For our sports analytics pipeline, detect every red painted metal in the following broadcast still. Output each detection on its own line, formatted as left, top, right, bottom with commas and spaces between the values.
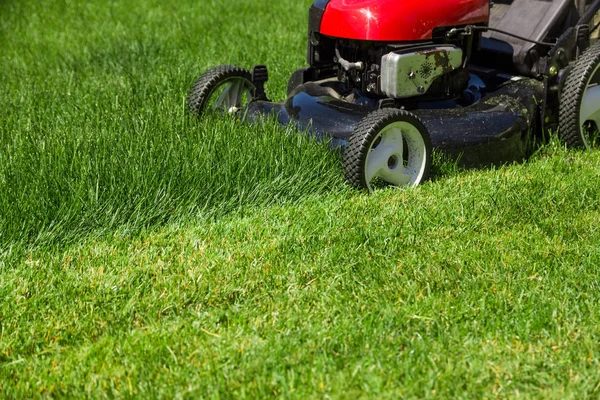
319, 0, 489, 41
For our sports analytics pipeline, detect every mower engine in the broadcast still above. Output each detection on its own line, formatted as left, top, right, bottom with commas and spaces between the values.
305, 0, 489, 101
332, 40, 466, 99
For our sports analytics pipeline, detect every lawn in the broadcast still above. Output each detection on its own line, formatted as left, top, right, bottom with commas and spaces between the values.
1, 0, 600, 398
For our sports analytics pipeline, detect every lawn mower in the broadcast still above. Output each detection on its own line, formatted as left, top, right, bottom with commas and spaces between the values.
188, 0, 600, 190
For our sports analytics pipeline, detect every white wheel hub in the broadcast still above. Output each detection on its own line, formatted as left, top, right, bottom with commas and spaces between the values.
212, 78, 253, 112
365, 121, 428, 190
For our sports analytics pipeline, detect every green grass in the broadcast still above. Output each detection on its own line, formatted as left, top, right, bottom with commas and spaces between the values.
2, 0, 600, 398
0, 0, 347, 256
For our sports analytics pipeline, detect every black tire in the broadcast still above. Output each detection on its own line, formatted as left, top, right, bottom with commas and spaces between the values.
559, 41, 600, 148
344, 109, 432, 190
187, 65, 254, 117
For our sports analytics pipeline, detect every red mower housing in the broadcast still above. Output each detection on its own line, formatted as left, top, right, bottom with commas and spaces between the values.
319, 0, 490, 41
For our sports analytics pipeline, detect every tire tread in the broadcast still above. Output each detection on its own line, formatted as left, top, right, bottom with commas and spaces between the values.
187, 65, 253, 117
559, 42, 600, 148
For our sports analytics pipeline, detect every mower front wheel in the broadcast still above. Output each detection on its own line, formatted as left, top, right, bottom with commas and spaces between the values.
559, 42, 600, 148
188, 65, 255, 118
344, 109, 432, 191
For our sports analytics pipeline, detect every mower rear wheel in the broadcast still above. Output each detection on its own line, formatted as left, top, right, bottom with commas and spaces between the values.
188, 65, 255, 117
559, 42, 600, 148
344, 109, 432, 191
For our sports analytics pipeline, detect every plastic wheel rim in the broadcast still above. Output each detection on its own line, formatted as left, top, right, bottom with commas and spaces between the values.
364, 121, 428, 190
208, 77, 254, 114
579, 62, 600, 147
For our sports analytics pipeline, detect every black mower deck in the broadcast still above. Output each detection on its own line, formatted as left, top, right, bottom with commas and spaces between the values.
246, 72, 545, 167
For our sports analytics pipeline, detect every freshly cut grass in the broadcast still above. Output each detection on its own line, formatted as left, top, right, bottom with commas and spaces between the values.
3, 146, 600, 398
3, 0, 600, 398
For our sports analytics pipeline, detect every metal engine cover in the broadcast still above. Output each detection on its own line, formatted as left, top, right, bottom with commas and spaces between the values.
381, 46, 463, 98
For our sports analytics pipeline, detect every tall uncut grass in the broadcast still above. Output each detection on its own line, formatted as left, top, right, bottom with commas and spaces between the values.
0, 107, 344, 250
0, 0, 345, 255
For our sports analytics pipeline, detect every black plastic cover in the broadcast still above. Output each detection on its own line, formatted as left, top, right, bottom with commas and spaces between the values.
479, 0, 577, 76
246, 75, 545, 168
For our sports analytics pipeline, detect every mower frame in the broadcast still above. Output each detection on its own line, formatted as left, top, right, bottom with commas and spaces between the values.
189, 0, 600, 189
